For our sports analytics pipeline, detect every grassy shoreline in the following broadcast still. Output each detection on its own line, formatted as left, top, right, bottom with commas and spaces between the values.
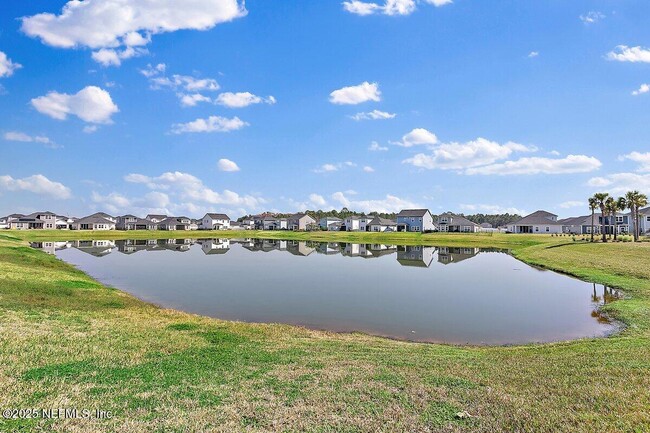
1, 230, 649, 432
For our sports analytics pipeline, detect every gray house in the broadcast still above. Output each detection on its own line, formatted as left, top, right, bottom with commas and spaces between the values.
319, 216, 342, 231
117, 215, 157, 230
367, 217, 397, 232
158, 217, 192, 231
287, 213, 316, 231
8, 211, 57, 230
396, 209, 435, 232
437, 213, 480, 233
396, 245, 435, 267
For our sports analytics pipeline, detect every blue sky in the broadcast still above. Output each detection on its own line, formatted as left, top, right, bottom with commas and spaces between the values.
1, 0, 649, 218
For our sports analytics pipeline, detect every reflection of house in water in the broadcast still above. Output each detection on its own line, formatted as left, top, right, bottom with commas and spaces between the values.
286, 240, 315, 256
73, 240, 116, 257
240, 239, 286, 253
115, 239, 159, 254
29, 241, 72, 255
157, 239, 194, 252
341, 243, 373, 258
315, 242, 342, 255
367, 244, 398, 258
199, 239, 231, 255
437, 247, 480, 265
396, 246, 435, 267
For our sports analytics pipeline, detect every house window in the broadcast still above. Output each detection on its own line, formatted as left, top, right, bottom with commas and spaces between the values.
535, 227, 539, 232
546, 227, 550, 232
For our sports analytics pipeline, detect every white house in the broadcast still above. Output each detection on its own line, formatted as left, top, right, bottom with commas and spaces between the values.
367, 217, 397, 232
158, 217, 192, 231
71, 215, 116, 230
319, 216, 342, 231
639, 207, 650, 235
201, 213, 231, 230
508, 210, 563, 234
344, 215, 370, 231
396, 209, 436, 232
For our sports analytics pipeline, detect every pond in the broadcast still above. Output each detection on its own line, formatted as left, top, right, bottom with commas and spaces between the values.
32, 238, 619, 345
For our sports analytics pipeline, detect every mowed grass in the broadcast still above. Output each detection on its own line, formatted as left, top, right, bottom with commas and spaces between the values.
0, 232, 649, 432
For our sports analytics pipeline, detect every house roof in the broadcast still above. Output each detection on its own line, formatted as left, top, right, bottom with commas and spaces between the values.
439, 213, 479, 227
146, 214, 167, 219
24, 211, 57, 218
320, 216, 342, 221
159, 217, 190, 225
512, 210, 561, 226
88, 212, 114, 219
125, 218, 155, 225
640, 206, 650, 215
480, 222, 493, 228
397, 209, 430, 217
205, 213, 230, 219
75, 216, 115, 225
368, 217, 397, 226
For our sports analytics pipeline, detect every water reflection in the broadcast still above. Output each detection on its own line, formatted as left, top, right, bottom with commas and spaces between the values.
31, 238, 502, 268
31, 238, 620, 344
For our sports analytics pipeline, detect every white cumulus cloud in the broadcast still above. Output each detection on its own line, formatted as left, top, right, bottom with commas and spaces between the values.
31, 86, 119, 124
21, 0, 247, 66
217, 158, 240, 172
0, 51, 22, 78
632, 84, 649, 96
0, 174, 71, 199
331, 191, 420, 213
559, 200, 585, 209
363, 166, 375, 173
392, 128, 438, 147
215, 92, 276, 108
329, 81, 381, 105
403, 138, 535, 170
619, 151, 650, 172
171, 115, 248, 134
587, 173, 650, 194
580, 11, 605, 25
606, 45, 650, 63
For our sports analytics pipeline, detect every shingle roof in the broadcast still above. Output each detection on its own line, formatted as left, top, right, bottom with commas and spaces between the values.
439, 213, 479, 227
205, 213, 230, 219
397, 209, 430, 217
512, 210, 561, 225
88, 212, 114, 219
368, 217, 397, 226
75, 216, 115, 225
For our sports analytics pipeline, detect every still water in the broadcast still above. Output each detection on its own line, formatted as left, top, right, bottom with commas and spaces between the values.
33, 238, 618, 345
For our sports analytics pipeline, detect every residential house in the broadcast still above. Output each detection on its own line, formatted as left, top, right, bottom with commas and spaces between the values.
240, 218, 255, 230
507, 210, 563, 234
396, 209, 436, 233
343, 215, 370, 232
396, 245, 435, 267
158, 217, 192, 231
55, 215, 76, 229
9, 211, 58, 230
319, 216, 342, 231
71, 215, 116, 230
86, 212, 116, 223
262, 217, 288, 230
117, 215, 158, 230
201, 213, 231, 230
145, 214, 167, 223
1, 214, 23, 228
190, 219, 200, 230
367, 216, 397, 232
437, 213, 480, 233
288, 213, 316, 231
115, 239, 158, 254
560, 213, 631, 235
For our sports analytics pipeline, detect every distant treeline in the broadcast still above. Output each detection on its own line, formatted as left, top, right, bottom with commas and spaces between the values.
239, 209, 522, 227
461, 213, 522, 228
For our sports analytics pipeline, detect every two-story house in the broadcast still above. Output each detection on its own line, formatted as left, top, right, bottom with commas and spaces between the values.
288, 213, 316, 231
437, 213, 480, 233
396, 209, 435, 232
201, 213, 231, 230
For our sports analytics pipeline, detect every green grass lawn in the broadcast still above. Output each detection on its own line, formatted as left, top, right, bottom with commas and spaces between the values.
1, 230, 649, 432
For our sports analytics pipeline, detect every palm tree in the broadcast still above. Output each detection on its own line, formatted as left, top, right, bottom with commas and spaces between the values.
592, 192, 609, 242
604, 196, 615, 240
625, 191, 649, 241
588, 197, 598, 242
